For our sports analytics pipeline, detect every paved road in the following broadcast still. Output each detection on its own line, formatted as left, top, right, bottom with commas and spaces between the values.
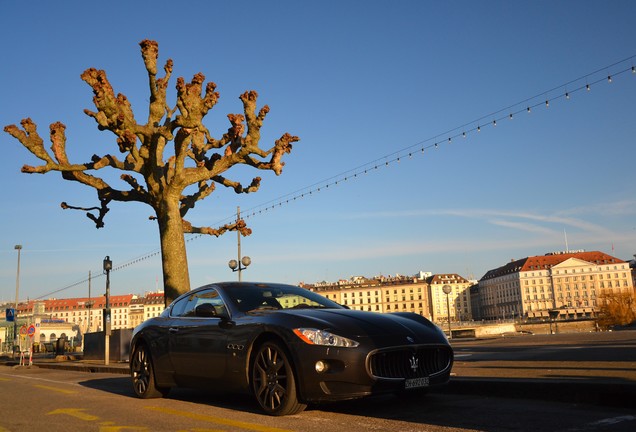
4, 329, 636, 407
452, 330, 636, 380
1, 366, 635, 432
445, 330, 636, 409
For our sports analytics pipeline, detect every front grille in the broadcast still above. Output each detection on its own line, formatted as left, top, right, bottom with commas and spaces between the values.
368, 345, 452, 379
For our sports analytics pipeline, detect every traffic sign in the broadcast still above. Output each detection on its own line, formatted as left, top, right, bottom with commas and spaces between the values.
19, 325, 27, 336
6, 308, 14, 322
27, 324, 36, 337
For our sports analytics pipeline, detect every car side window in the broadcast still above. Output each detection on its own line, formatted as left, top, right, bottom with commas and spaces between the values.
170, 295, 189, 317
176, 288, 227, 318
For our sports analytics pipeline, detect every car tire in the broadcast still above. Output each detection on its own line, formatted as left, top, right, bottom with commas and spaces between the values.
251, 341, 307, 416
131, 342, 170, 399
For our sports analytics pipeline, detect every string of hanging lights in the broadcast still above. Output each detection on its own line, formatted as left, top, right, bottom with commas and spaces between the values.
234, 58, 635, 222
37, 55, 636, 299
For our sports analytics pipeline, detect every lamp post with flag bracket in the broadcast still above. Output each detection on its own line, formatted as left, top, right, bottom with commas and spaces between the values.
103, 256, 112, 365
13, 245, 22, 357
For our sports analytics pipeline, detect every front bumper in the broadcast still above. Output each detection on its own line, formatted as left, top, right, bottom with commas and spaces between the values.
292, 343, 453, 403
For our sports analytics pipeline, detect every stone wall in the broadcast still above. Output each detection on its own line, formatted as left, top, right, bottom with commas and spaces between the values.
450, 319, 597, 338
515, 319, 596, 335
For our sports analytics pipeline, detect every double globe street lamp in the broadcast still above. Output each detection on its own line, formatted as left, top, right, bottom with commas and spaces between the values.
229, 256, 251, 282
228, 206, 251, 281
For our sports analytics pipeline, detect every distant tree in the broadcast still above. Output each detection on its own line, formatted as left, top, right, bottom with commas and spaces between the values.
4, 40, 299, 305
596, 290, 636, 329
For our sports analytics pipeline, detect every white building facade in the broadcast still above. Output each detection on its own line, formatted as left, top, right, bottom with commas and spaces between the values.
479, 251, 633, 320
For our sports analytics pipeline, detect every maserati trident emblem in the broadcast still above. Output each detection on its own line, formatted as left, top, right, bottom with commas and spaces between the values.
406, 336, 415, 343
409, 355, 419, 372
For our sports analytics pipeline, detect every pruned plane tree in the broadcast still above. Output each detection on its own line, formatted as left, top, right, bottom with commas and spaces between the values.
4, 40, 299, 305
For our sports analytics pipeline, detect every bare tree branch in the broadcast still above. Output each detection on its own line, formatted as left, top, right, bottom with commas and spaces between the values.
4, 39, 298, 304
61, 199, 110, 229
182, 217, 253, 237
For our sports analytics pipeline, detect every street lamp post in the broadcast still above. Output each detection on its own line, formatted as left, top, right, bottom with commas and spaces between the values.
548, 309, 560, 335
228, 207, 251, 281
103, 256, 112, 365
87, 270, 93, 333
442, 284, 452, 340
14, 245, 22, 357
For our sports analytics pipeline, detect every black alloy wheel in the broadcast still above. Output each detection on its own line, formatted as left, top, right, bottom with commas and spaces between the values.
251, 341, 307, 416
131, 343, 169, 399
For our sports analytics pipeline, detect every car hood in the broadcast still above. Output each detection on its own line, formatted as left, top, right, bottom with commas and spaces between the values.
279, 309, 447, 344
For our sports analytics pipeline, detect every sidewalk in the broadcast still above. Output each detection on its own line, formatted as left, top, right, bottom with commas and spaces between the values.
0, 353, 130, 375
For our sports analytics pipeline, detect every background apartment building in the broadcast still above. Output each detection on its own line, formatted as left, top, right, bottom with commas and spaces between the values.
428, 274, 473, 323
478, 250, 634, 320
4, 249, 631, 351
307, 272, 473, 322
3, 292, 165, 348
309, 274, 430, 316
34, 295, 134, 334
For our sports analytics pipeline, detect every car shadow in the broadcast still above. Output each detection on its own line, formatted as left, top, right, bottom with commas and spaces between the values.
76, 375, 635, 430
77, 376, 460, 423
77, 375, 442, 417
78, 376, 264, 414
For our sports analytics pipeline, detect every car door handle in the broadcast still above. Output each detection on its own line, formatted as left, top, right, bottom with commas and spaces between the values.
169, 327, 179, 333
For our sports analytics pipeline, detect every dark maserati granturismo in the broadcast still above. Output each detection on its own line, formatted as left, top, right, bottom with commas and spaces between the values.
130, 282, 453, 416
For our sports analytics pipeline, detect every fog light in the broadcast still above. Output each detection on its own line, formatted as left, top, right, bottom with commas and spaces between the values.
315, 360, 329, 373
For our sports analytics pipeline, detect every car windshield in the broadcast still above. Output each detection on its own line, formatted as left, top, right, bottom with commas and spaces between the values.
224, 283, 344, 313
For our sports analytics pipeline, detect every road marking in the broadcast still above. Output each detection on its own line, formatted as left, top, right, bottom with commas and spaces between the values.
34, 384, 77, 394
146, 406, 294, 432
48, 408, 100, 421
589, 415, 636, 426
453, 353, 472, 358
565, 415, 636, 431
0, 372, 81, 386
181, 429, 227, 432
99, 422, 148, 431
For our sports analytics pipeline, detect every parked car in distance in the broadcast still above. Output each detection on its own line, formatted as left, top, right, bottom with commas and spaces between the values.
130, 282, 453, 416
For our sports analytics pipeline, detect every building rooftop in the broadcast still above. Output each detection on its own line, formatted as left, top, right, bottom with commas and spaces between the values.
480, 251, 625, 280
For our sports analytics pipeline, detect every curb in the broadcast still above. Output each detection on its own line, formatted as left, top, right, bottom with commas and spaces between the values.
35, 362, 129, 375
2, 360, 129, 375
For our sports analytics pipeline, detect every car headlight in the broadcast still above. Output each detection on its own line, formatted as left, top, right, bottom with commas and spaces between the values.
293, 328, 359, 347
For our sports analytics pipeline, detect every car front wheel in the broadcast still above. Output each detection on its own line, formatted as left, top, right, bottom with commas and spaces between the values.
131, 343, 169, 399
251, 341, 307, 416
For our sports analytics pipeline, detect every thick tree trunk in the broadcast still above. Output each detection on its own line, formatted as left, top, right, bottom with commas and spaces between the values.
157, 197, 191, 306
5, 41, 298, 310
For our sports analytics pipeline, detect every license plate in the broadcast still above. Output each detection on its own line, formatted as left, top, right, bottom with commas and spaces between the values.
404, 377, 429, 389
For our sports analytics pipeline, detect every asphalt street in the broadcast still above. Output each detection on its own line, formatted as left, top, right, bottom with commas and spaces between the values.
3, 329, 635, 409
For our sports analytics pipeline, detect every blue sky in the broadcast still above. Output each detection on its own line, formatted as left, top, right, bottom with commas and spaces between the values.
1, 1, 635, 301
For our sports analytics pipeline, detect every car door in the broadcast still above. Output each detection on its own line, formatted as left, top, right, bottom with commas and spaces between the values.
168, 288, 229, 384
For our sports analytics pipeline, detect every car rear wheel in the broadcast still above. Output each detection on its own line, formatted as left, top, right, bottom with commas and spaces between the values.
251, 341, 307, 416
131, 343, 169, 399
